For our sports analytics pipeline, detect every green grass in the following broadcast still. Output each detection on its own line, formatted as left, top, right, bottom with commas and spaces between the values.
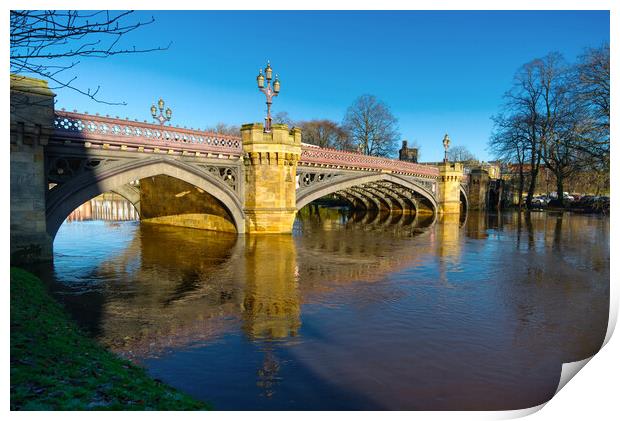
10, 267, 211, 410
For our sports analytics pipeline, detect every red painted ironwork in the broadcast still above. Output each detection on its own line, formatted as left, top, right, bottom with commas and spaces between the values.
299, 147, 440, 177
52, 111, 440, 177
52, 111, 242, 155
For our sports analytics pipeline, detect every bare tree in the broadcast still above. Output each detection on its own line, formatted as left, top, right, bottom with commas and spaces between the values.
447, 145, 478, 163
500, 58, 546, 208
490, 113, 529, 208
10, 10, 168, 105
273, 111, 293, 126
298, 120, 352, 150
209, 122, 240, 136
490, 50, 609, 208
494, 54, 569, 207
534, 53, 587, 207
575, 44, 610, 170
342, 94, 400, 157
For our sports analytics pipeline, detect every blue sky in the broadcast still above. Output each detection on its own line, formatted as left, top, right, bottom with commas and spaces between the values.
50, 10, 609, 162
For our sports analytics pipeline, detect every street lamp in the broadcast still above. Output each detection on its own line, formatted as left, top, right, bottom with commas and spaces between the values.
150, 98, 172, 126
442, 133, 451, 162
256, 60, 280, 132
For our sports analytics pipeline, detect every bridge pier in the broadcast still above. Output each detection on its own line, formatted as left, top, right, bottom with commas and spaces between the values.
437, 162, 464, 215
468, 168, 490, 210
10, 75, 55, 264
241, 123, 301, 234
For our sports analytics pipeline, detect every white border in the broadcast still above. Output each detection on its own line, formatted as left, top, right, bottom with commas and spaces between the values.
3, 1, 616, 419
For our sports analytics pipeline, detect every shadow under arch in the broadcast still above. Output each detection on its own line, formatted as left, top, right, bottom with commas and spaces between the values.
46, 157, 246, 239
296, 173, 439, 216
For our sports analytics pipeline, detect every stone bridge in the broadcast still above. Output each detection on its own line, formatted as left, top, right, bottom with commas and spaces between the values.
10, 75, 466, 263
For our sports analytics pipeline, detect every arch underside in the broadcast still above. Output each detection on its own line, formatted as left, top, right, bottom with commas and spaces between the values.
46, 156, 245, 238
306, 198, 425, 229
110, 183, 141, 215
296, 172, 439, 216
460, 185, 469, 213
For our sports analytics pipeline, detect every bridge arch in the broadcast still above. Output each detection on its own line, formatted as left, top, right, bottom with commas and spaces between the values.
460, 185, 469, 213
46, 157, 245, 239
110, 183, 142, 216
333, 191, 363, 210
296, 173, 438, 215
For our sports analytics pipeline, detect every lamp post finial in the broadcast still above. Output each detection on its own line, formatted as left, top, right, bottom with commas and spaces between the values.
256, 60, 280, 132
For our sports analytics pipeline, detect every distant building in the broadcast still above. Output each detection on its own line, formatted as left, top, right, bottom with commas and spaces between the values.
398, 140, 418, 163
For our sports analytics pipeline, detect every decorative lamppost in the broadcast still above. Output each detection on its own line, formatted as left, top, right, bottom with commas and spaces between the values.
442, 133, 451, 162
150, 98, 172, 126
256, 61, 280, 132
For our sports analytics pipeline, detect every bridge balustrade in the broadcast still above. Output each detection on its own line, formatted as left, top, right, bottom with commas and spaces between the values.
299, 147, 439, 177
52, 111, 440, 179
52, 110, 243, 156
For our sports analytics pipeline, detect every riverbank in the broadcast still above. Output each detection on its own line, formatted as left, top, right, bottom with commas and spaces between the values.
10, 267, 210, 410
505, 204, 609, 214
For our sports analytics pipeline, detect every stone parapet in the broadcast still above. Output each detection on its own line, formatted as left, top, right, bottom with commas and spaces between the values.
241, 123, 301, 156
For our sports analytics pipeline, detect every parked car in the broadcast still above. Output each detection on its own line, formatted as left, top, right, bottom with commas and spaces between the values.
593, 196, 610, 214
570, 195, 609, 213
531, 196, 549, 208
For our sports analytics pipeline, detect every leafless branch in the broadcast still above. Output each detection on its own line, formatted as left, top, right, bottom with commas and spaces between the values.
10, 10, 170, 105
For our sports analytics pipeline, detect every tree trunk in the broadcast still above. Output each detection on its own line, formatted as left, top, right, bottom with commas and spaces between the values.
526, 152, 540, 208
517, 166, 525, 209
556, 173, 564, 208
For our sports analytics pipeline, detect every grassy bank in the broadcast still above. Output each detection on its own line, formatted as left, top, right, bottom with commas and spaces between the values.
10, 267, 210, 410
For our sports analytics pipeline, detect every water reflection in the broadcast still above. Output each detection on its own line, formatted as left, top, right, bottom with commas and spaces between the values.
45, 200, 609, 410
438, 213, 461, 262
242, 235, 301, 340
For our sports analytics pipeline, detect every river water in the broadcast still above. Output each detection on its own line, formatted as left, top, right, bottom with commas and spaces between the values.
41, 203, 609, 410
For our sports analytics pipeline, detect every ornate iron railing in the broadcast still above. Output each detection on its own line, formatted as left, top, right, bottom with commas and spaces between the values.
52, 110, 242, 155
52, 111, 441, 178
299, 147, 439, 177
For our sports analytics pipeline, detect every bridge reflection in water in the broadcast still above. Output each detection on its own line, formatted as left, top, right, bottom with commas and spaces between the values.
242, 235, 301, 340
44, 196, 609, 410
